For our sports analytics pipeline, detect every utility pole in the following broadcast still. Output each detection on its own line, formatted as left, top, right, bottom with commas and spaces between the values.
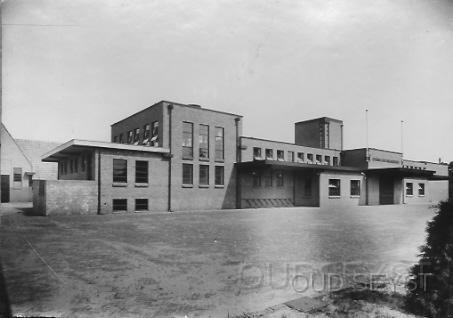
365, 109, 369, 161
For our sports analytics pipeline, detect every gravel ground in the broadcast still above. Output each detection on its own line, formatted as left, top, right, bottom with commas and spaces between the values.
0, 204, 436, 317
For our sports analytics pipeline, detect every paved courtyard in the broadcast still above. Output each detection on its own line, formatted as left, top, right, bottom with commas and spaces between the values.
0, 203, 436, 317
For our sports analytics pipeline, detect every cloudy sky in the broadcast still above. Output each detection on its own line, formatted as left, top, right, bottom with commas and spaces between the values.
3, 0, 453, 162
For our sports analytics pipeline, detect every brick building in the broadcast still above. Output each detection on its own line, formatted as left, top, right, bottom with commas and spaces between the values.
34, 101, 449, 215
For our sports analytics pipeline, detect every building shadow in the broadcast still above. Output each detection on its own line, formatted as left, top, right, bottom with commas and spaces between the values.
0, 258, 12, 318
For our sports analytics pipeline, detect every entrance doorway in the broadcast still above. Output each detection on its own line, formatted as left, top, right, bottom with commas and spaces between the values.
379, 176, 394, 205
1, 175, 10, 203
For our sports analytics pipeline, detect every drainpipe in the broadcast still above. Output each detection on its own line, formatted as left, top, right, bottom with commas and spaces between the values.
235, 117, 241, 208
167, 104, 173, 212
97, 150, 101, 215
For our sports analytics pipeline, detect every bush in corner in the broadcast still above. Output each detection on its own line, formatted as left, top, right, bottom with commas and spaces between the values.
405, 200, 453, 317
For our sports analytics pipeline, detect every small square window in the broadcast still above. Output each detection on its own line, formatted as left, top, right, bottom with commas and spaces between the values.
265, 149, 273, 160
113, 199, 127, 212
316, 155, 322, 164
182, 163, 193, 185
253, 147, 262, 160
135, 199, 148, 211
307, 154, 313, 163
297, 152, 304, 162
277, 150, 284, 160
325, 156, 330, 165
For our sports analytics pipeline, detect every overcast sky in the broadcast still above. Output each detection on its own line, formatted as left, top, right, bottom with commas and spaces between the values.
3, 0, 453, 162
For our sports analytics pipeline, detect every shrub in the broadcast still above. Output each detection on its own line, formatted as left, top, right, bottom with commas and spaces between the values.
405, 200, 453, 317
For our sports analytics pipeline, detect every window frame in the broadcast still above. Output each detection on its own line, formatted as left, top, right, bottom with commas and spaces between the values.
113, 159, 128, 184
277, 150, 285, 161
215, 166, 224, 187
182, 121, 194, 160
199, 124, 210, 160
253, 147, 262, 160
135, 199, 149, 212
328, 179, 341, 197
406, 182, 414, 196
135, 160, 149, 184
199, 164, 210, 186
418, 183, 425, 197
265, 149, 274, 160
182, 163, 193, 186
350, 180, 361, 197
133, 128, 140, 144
151, 121, 159, 147
215, 126, 224, 162
112, 199, 128, 212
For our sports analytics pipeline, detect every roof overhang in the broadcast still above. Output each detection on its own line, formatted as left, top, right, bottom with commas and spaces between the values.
236, 160, 362, 173
42, 139, 170, 162
365, 167, 443, 179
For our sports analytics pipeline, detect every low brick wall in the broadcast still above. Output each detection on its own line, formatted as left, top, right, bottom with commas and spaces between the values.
33, 180, 98, 216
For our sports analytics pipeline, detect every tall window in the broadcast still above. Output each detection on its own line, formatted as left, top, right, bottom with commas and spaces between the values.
418, 183, 425, 196
406, 182, 413, 196
199, 165, 209, 186
333, 157, 339, 166
288, 151, 295, 162
133, 128, 140, 144
135, 199, 148, 211
127, 130, 134, 144
275, 171, 284, 187
135, 161, 148, 183
350, 180, 361, 196
277, 150, 284, 161
182, 122, 194, 159
265, 149, 273, 160
151, 121, 159, 147
253, 147, 262, 160
215, 166, 224, 186
113, 159, 127, 183
13, 167, 22, 188
199, 124, 209, 159
113, 199, 127, 212
182, 163, 193, 185
328, 179, 341, 196
143, 124, 151, 145
215, 127, 224, 161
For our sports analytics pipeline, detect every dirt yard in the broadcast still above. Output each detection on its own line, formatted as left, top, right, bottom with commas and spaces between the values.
0, 203, 435, 317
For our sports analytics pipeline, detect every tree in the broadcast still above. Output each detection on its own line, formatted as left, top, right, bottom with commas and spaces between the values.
406, 200, 453, 317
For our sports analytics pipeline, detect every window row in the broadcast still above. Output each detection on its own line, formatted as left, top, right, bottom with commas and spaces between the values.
182, 122, 224, 161
113, 121, 159, 147
253, 147, 339, 166
251, 171, 285, 188
328, 179, 361, 197
60, 155, 92, 176
112, 198, 149, 212
182, 164, 224, 187
405, 182, 425, 196
113, 159, 149, 184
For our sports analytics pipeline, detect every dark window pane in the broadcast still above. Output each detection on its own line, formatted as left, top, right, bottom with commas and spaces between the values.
277, 150, 284, 160
418, 183, 425, 196
182, 164, 193, 185
406, 183, 413, 195
265, 149, 273, 159
13, 167, 22, 182
113, 199, 127, 211
151, 121, 159, 147
113, 159, 127, 183
199, 165, 209, 185
350, 180, 360, 196
143, 124, 151, 145
134, 128, 140, 144
135, 161, 148, 183
215, 166, 224, 185
329, 179, 341, 196
253, 147, 262, 159
135, 199, 148, 211
199, 124, 209, 159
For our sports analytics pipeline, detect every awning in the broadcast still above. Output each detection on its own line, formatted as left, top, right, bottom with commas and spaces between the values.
365, 167, 447, 180
236, 160, 362, 173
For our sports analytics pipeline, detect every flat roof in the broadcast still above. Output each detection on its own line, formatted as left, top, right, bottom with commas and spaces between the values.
343, 148, 403, 155
111, 100, 243, 126
42, 139, 170, 162
294, 117, 343, 124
